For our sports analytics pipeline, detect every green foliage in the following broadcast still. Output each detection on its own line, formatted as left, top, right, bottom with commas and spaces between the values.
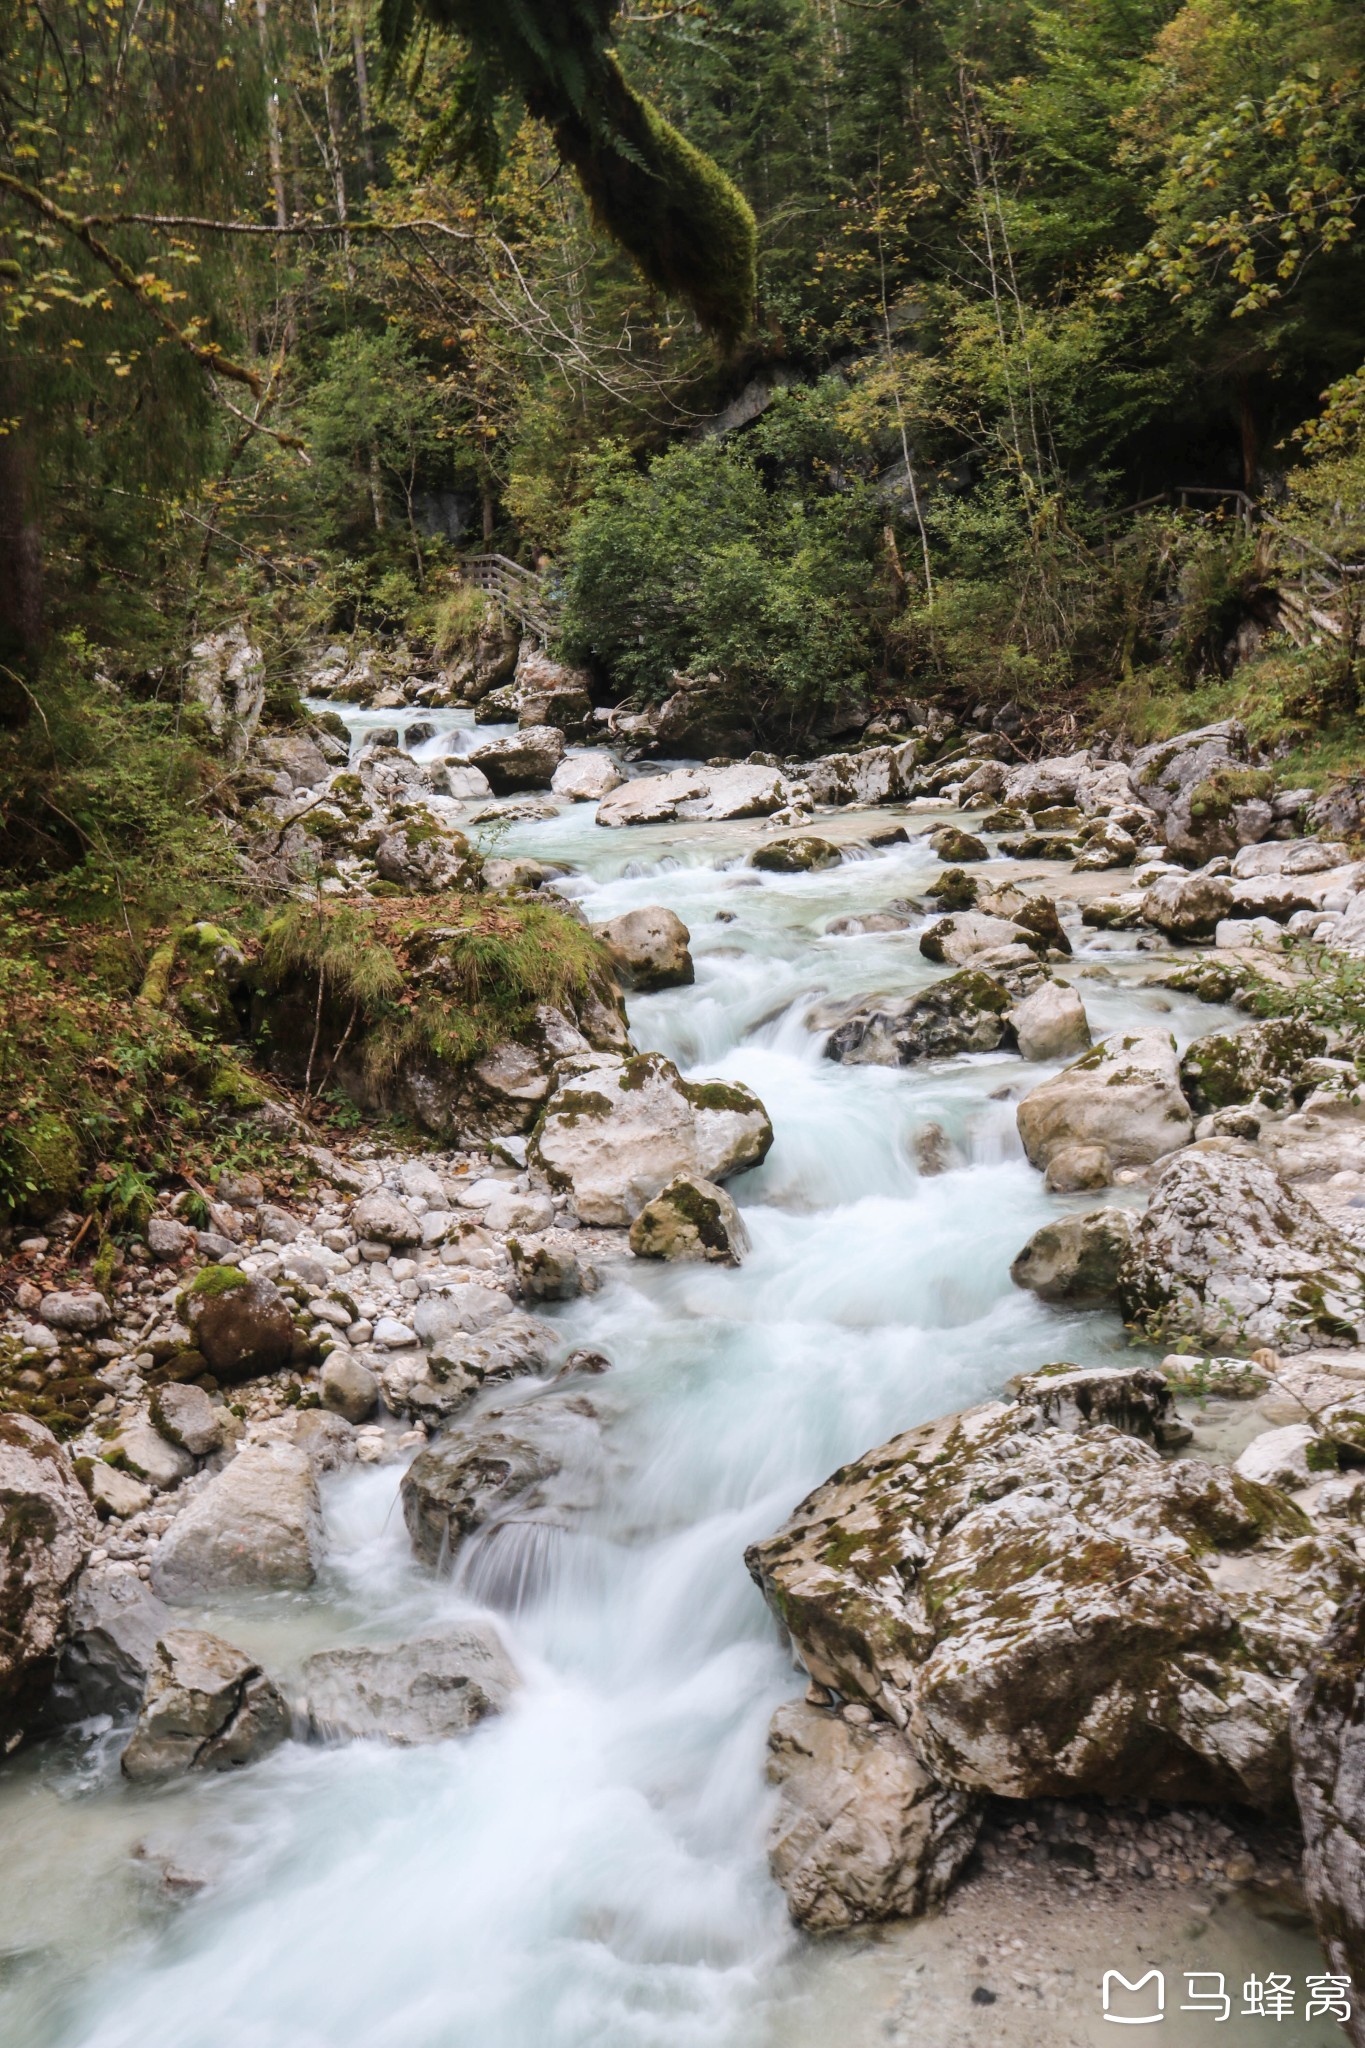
380, 0, 756, 342
560, 430, 891, 727
257, 893, 616, 1080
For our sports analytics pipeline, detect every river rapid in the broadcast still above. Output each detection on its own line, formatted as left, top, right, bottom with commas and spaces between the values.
0, 740, 1340, 2048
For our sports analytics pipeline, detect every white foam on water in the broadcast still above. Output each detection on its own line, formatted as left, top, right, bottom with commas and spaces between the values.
3, 792, 1315, 2048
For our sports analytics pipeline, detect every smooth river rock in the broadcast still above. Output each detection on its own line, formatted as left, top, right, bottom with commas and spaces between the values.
150, 1441, 324, 1599
594, 906, 694, 992
298, 1624, 520, 1744
1016, 1029, 1192, 1170
530, 1051, 773, 1226
1010, 1208, 1135, 1307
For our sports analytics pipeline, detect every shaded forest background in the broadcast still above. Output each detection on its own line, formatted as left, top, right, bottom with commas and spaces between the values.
3, 0, 1365, 868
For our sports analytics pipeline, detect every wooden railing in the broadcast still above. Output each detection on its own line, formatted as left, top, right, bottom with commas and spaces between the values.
460, 554, 559, 640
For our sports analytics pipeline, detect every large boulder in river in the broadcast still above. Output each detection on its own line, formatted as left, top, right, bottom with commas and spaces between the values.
628, 1174, 749, 1264
1008, 980, 1090, 1062
1016, 1029, 1192, 1170
151, 1441, 324, 1600
179, 1267, 297, 1383
1010, 1208, 1135, 1307
596, 763, 793, 827
594, 906, 694, 991
530, 1051, 773, 1226
121, 1629, 288, 1782
1141, 870, 1234, 941
1292, 1590, 1365, 2046
765, 1699, 981, 1932
402, 1393, 606, 1589
823, 971, 1013, 1067
298, 1624, 519, 1745
1119, 1147, 1365, 1354
0, 1416, 96, 1744
751, 835, 841, 874
919, 912, 1042, 967
746, 1383, 1360, 1812
469, 725, 565, 792
801, 742, 920, 808
551, 751, 622, 802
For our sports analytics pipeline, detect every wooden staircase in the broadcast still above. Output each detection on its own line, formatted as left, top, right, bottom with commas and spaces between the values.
460, 554, 559, 641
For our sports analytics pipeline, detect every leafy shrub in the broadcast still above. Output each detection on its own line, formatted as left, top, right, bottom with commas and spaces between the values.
559, 438, 893, 732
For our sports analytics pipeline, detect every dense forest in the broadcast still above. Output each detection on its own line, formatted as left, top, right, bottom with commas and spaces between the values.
5, 0, 1365, 764
1, 0, 1363, 1207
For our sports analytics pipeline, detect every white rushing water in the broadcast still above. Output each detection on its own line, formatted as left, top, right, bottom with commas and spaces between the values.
0, 746, 1337, 2048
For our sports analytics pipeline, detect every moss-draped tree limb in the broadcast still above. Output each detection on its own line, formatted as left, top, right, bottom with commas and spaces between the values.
376, 0, 757, 346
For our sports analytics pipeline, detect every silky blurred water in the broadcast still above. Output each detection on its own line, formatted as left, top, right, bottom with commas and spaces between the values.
1, 740, 1329, 2048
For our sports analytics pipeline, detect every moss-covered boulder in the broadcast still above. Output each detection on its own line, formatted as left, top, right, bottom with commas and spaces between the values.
746, 1384, 1360, 1813
3, 1109, 81, 1223
928, 826, 987, 864
1131, 719, 1252, 863
751, 835, 842, 874
1009, 1208, 1135, 1307
1180, 1017, 1328, 1114
824, 970, 1013, 1067
179, 1267, 297, 1384
924, 867, 978, 912
1118, 1146, 1365, 1354
628, 1174, 749, 1264
138, 922, 249, 1039
373, 819, 481, 894
252, 895, 629, 1138
530, 1050, 773, 1226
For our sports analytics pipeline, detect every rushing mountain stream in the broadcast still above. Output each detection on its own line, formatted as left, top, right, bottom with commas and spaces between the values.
0, 752, 1343, 2048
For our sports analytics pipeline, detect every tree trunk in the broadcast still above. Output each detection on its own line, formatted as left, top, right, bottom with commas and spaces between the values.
0, 393, 42, 721
255, 0, 288, 228
350, 4, 377, 190
1237, 377, 1258, 494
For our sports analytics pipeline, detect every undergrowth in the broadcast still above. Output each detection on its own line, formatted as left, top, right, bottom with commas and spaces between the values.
257, 892, 615, 1083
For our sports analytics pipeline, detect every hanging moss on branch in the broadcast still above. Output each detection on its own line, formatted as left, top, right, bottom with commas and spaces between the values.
378, 0, 757, 346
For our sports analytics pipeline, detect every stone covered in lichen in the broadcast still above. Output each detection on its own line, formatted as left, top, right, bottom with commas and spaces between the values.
1180, 1017, 1328, 1114
530, 1050, 773, 1226
1119, 1146, 1365, 1353
746, 1377, 1360, 1813
628, 1173, 749, 1263
823, 970, 1014, 1067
